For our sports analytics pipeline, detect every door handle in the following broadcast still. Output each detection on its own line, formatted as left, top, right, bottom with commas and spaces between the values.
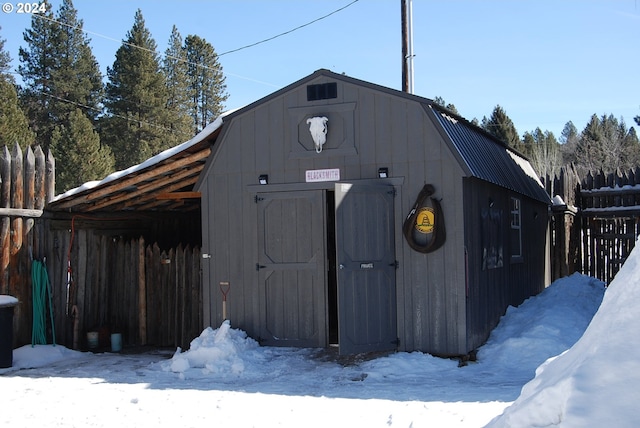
339, 264, 345, 270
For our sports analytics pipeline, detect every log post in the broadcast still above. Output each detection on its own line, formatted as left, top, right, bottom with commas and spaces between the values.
138, 236, 146, 345
0, 146, 10, 295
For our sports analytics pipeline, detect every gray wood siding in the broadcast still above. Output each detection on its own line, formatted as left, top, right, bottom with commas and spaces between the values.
201, 75, 482, 355
464, 178, 549, 350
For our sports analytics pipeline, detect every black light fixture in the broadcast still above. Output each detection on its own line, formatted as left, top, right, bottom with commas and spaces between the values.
259, 174, 268, 185
378, 167, 389, 178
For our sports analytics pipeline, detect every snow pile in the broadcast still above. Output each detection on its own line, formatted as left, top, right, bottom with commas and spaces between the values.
478, 273, 605, 379
487, 241, 640, 427
162, 320, 258, 377
0, 295, 18, 307
12, 344, 84, 369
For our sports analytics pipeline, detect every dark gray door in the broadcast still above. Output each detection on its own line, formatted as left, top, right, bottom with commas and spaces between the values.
334, 183, 397, 355
257, 190, 326, 348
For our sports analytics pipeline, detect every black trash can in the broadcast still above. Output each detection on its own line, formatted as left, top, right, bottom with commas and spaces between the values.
0, 295, 18, 369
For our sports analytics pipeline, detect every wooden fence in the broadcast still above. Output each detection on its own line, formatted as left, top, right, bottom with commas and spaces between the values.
42, 226, 202, 350
0, 143, 203, 351
547, 166, 640, 285
0, 143, 54, 346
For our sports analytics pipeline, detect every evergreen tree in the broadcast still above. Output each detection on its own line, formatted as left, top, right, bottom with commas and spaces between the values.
53, 0, 103, 122
18, 0, 56, 144
433, 96, 459, 115
18, 0, 102, 150
51, 109, 114, 193
102, 9, 172, 170
481, 105, 523, 153
162, 26, 192, 145
0, 28, 34, 148
184, 34, 228, 133
575, 114, 640, 174
0, 80, 34, 148
0, 27, 12, 79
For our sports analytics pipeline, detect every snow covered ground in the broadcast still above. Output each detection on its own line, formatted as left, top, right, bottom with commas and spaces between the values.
2, 242, 639, 427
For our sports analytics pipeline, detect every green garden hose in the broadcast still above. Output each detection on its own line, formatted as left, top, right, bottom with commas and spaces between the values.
31, 260, 56, 346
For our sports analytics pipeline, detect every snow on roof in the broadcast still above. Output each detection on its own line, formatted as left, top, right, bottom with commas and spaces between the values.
51, 114, 227, 203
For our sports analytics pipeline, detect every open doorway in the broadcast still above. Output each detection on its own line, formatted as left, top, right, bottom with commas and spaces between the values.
326, 190, 339, 345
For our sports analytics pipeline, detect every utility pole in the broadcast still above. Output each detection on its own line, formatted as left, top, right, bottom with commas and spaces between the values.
401, 0, 415, 94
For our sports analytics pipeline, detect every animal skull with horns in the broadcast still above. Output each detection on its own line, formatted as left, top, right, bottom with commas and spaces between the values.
306, 116, 328, 153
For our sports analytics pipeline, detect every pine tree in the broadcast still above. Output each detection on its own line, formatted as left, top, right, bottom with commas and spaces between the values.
163, 26, 192, 146
51, 109, 114, 193
433, 96, 459, 115
18, 0, 102, 150
481, 105, 523, 153
53, 0, 103, 122
0, 27, 11, 79
0, 80, 34, 148
0, 28, 34, 148
18, 0, 56, 144
184, 34, 228, 133
102, 9, 172, 170
575, 114, 640, 174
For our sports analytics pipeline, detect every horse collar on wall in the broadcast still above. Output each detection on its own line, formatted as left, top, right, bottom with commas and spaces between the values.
306, 116, 328, 153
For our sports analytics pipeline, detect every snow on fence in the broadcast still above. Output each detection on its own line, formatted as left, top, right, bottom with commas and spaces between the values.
547, 166, 640, 285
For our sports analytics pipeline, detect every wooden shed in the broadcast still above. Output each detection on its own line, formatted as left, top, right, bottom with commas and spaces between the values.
196, 69, 551, 357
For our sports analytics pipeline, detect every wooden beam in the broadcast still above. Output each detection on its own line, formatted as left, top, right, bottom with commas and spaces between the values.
0, 208, 44, 218
130, 176, 201, 211
82, 166, 203, 212
156, 191, 201, 200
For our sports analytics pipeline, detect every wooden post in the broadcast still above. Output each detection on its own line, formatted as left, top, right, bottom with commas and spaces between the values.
0, 146, 10, 295
138, 237, 147, 345
23, 146, 35, 253
45, 148, 55, 203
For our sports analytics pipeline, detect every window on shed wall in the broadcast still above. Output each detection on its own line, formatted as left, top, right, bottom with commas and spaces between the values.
510, 197, 522, 262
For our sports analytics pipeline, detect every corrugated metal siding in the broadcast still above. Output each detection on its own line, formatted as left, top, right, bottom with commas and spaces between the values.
431, 107, 550, 205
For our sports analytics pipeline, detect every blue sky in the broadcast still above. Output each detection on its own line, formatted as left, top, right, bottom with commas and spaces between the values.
1, 0, 639, 138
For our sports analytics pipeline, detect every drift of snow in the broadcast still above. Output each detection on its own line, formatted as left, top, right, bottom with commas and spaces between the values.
2, 254, 637, 426
487, 240, 640, 427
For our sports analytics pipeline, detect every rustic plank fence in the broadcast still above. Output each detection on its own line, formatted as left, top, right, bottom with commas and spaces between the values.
548, 166, 640, 285
43, 225, 202, 350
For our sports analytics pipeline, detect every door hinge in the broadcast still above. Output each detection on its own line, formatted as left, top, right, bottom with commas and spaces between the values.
254, 195, 264, 203
256, 263, 266, 271
389, 260, 399, 269
388, 188, 397, 197
392, 337, 400, 346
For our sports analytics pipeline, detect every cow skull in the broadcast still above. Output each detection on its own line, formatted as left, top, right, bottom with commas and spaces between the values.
306, 116, 328, 153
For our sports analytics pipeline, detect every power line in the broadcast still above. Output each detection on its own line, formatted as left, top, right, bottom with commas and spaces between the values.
218, 0, 360, 56
28, 86, 177, 133
30, 1, 360, 78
